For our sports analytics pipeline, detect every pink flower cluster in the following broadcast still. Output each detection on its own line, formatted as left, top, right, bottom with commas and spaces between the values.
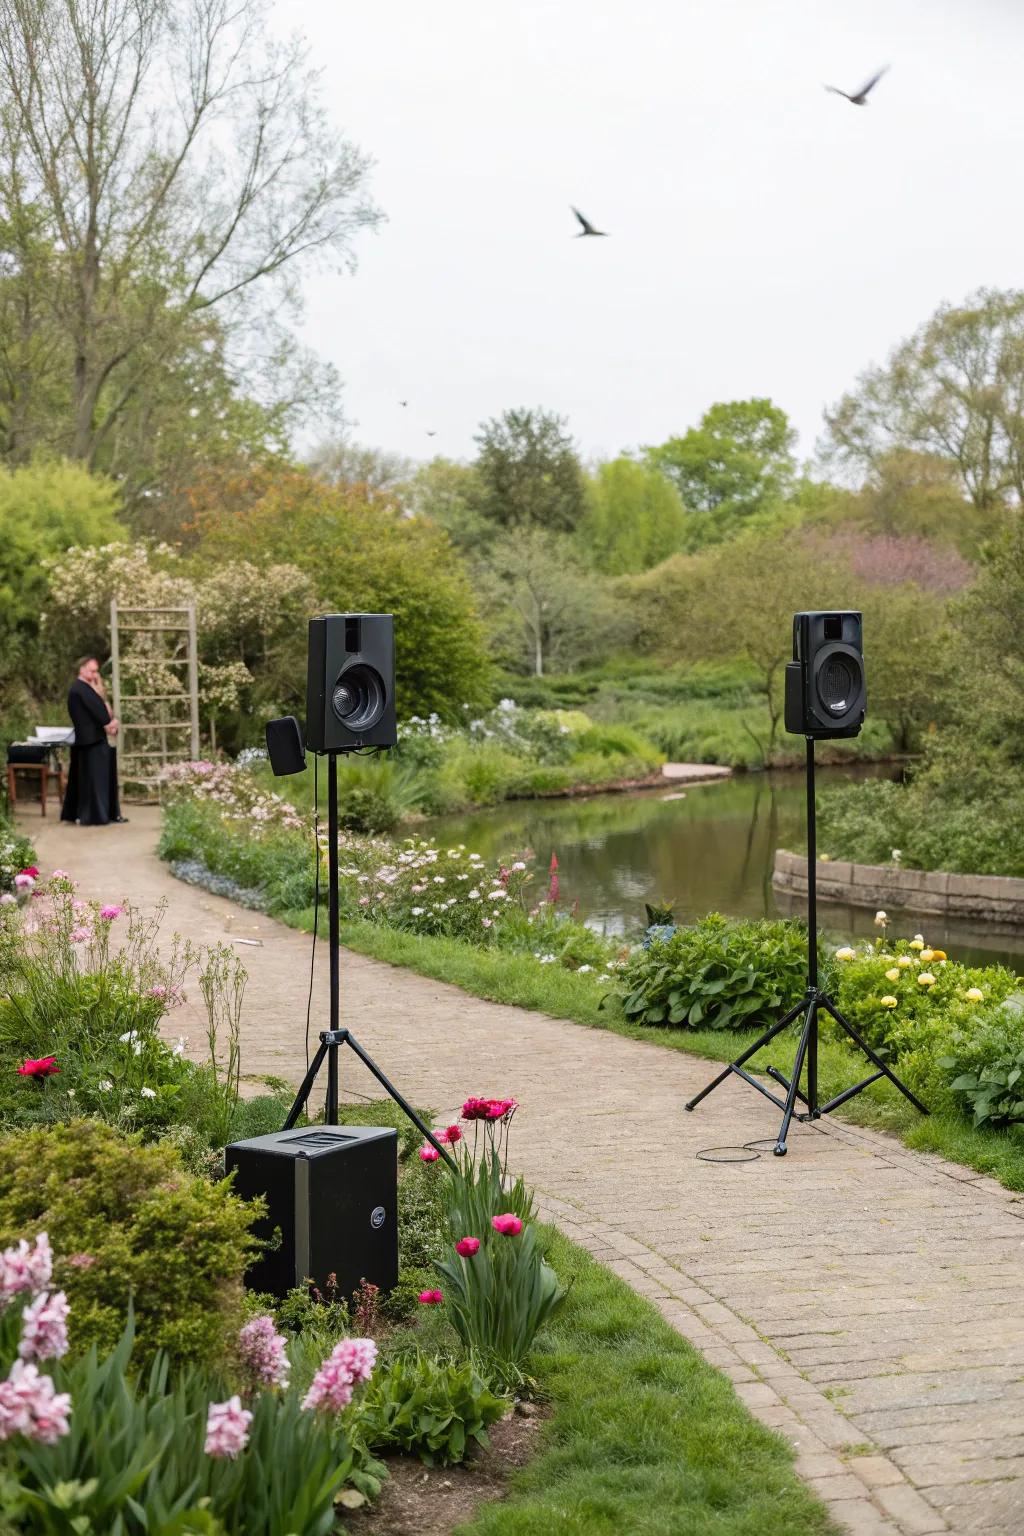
461, 1096, 518, 1123
204, 1395, 253, 1458
0, 1233, 52, 1305
99, 904, 123, 921
19, 1291, 69, 1362
301, 1337, 377, 1414
0, 1361, 71, 1446
237, 1315, 290, 1390
418, 1289, 444, 1306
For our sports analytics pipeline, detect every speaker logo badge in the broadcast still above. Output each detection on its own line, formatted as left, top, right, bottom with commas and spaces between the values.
370, 1206, 386, 1229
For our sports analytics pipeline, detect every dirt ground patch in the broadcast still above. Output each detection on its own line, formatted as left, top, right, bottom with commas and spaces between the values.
345, 1407, 546, 1536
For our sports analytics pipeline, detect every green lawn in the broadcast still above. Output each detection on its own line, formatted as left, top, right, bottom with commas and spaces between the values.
279, 907, 1024, 1194
457, 1228, 837, 1536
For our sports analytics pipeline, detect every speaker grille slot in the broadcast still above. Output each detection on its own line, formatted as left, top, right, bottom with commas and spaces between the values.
285, 1131, 357, 1148
818, 656, 857, 715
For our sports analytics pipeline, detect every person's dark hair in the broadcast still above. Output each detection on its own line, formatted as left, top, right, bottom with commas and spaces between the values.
75, 655, 99, 672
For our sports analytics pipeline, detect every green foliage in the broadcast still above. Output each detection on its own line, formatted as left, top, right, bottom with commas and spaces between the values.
0, 462, 123, 698
436, 1220, 565, 1381
0, 1121, 257, 1367
473, 408, 587, 533
645, 398, 796, 548
358, 1351, 505, 1465
577, 458, 686, 574
940, 999, 1024, 1127
613, 914, 816, 1030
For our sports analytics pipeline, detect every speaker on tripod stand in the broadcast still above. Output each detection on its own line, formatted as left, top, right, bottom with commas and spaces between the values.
230, 614, 454, 1299
684, 610, 927, 1155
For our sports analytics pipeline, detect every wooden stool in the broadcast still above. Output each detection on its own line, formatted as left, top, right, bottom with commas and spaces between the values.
5, 761, 67, 817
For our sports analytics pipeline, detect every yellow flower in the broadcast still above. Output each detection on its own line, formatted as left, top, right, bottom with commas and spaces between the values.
880, 995, 898, 1008
964, 987, 984, 1002
917, 972, 936, 987
897, 956, 914, 968
909, 938, 925, 951
931, 949, 947, 962
919, 948, 935, 963
885, 967, 900, 982
819, 853, 831, 863
874, 910, 888, 926
835, 946, 856, 961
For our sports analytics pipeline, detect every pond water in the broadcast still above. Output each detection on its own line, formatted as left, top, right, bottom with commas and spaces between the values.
428, 766, 1024, 972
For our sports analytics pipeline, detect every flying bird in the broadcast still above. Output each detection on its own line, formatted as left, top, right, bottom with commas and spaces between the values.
825, 65, 889, 105
426, 430, 437, 437
571, 206, 609, 237
398, 399, 408, 407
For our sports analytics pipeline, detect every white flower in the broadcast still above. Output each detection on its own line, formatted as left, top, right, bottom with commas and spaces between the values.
140, 1086, 157, 1099
578, 965, 592, 974
891, 848, 902, 863
98, 1079, 113, 1092
874, 910, 887, 926
512, 861, 526, 871
835, 946, 856, 962
468, 890, 481, 901
118, 1031, 137, 1044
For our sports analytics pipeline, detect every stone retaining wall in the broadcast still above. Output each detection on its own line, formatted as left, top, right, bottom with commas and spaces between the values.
773, 849, 1024, 929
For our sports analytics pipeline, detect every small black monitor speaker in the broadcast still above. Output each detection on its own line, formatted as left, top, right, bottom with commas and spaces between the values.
305, 613, 397, 754
265, 716, 307, 777
225, 1124, 399, 1300
784, 610, 866, 739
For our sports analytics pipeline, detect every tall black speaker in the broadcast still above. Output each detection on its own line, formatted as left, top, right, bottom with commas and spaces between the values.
305, 613, 397, 754
784, 610, 866, 739
225, 1124, 399, 1299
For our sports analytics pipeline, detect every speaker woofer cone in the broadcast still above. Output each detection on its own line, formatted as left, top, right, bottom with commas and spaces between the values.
331, 665, 386, 731
817, 655, 858, 716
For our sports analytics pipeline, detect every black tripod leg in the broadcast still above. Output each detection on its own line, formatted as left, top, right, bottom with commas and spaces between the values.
684, 998, 807, 1112
343, 1032, 457, 1169
818, 998, 929, 1116
283, 1042, 330, 1130
774, 1001, 815, 1157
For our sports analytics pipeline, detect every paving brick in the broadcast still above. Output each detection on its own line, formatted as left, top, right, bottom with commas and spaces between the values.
38, 804, 1024, 1536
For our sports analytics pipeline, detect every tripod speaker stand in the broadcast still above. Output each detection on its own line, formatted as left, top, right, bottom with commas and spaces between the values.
684, 737, 928, 1155
280, 747, 454, 1168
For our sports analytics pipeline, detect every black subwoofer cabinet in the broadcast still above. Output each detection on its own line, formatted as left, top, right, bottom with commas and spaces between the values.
225, 1124, 399, 1299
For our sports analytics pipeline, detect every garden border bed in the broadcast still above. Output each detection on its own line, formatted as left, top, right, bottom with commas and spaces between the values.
774, 848, 1024, 928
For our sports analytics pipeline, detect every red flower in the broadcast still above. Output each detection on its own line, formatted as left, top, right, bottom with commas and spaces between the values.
455, 1237, 480, 1258
436, 1125, 462, 1144
18, 866, 39, 879
16, 1056, 59, 1078
461, 1096, 518, 1123
491, 1213, 524, 1237
419, 1145, 440, 1162
417, 1289, 443, 1305
547, 851, 559, 905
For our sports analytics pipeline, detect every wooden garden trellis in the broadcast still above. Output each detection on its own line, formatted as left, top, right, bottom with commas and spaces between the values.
110, 599, 200, 794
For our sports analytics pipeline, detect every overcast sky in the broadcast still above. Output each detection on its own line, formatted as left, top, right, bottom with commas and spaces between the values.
291, 0, 1024, 470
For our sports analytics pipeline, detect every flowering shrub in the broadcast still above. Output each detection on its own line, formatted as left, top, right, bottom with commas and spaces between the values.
0, 876, 243, 1143
0, 824, 38, 900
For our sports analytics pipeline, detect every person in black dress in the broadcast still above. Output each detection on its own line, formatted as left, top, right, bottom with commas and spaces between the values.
60, 657, 125, 826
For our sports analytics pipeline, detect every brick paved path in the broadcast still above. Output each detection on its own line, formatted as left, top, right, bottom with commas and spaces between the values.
27, 808, 1024, 1536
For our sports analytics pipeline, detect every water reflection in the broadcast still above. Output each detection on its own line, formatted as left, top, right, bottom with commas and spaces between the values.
427, 766, 1024, 971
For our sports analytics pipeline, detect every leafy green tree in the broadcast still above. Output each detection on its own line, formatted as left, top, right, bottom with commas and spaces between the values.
645, 399, 797, 548
0, 0, 379, 474
822, 289, 1024, 512
482, 529, 631, 677
406, 458, 490, 553
306, 440, 415, 498
473, 409, 587, 533
190, 468, 492, 720
0, 462, 124, 703
576, 458, 687, 574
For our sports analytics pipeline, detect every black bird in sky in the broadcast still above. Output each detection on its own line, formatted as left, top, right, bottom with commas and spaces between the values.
426, 430, 437, 437
571, 206, 609, 237
398, 399, 408, 407
825, 65, 889, 105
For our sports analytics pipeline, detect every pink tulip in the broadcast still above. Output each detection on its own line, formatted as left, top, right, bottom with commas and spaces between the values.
455, 1237, 480, 1258
419, 1145, 440, 1162
491, 1213, 523, 1237
417, 1289, 443, 1305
